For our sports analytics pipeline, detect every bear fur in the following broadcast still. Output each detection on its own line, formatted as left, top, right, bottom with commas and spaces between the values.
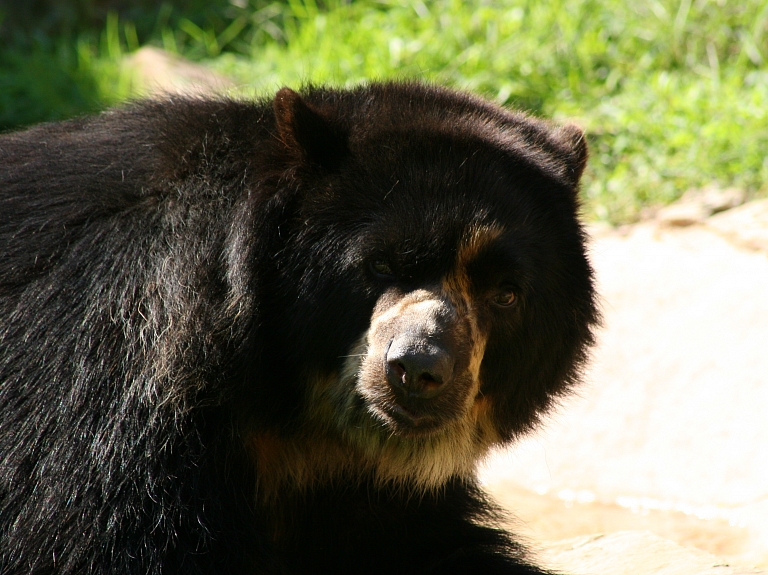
0, 82, 598, 574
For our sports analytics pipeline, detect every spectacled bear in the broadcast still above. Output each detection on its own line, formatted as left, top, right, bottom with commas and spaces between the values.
0, 82, 598, 574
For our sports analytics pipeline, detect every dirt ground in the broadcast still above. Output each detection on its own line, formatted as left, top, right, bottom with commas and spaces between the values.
480, 198, 768, 570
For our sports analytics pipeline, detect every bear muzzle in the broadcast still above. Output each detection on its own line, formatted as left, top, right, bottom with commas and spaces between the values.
358, 289, 481, 436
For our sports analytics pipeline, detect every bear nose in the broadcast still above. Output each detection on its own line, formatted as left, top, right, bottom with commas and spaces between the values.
385, 338, 454, 399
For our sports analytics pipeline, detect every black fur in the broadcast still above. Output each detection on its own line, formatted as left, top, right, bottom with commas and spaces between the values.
0, 82, 598, 574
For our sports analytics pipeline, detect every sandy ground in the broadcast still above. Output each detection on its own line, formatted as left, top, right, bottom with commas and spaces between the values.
480, 200, 768, 569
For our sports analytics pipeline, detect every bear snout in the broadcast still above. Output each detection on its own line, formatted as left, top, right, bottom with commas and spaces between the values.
384, 335, 455, 400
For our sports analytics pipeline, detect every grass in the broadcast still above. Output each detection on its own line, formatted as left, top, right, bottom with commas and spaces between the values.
1, 0, 767, 223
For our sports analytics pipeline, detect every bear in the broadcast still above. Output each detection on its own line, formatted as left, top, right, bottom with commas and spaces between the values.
0, 82, 598, 574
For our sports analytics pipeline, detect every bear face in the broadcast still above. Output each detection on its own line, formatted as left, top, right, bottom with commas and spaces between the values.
248, 85, 597, 498
0, 82, 597, 574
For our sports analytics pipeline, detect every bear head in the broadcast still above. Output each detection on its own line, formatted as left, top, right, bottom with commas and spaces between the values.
249, 83, 597, 497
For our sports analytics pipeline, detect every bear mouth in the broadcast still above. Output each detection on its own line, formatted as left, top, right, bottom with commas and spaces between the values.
382, 403, 444, 436
364, 379, 474, 439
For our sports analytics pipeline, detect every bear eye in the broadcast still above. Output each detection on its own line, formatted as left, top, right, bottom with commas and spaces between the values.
370, 259, 395, 278
492, 289, 517, 307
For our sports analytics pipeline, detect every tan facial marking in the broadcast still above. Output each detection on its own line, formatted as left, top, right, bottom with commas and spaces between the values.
368, 289, 444, 336
365, 289, 453, 376
452, 223, 505, 294
441, 223, 505, 397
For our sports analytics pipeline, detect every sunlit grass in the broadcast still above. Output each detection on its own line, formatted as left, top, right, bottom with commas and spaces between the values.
2, 0, 766, 222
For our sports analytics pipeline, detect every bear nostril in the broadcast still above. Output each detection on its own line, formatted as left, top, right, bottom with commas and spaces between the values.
391, 362, 407, 385
384, 340, 454, 399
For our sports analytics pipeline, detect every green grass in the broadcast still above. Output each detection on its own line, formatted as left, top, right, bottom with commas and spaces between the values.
2, 0, 767, 223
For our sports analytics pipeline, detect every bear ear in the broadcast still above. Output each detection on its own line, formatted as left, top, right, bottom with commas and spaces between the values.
273, 87, 349, 171
552, 123, 589, 187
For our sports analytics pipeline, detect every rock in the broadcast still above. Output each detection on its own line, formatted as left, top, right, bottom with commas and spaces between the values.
484, 480, 753, 567
481, 217, 768, 569
539, 531, 764, 575
706, 199, 768, 252
124, 46, 234, 96
657, 187, 746, 227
